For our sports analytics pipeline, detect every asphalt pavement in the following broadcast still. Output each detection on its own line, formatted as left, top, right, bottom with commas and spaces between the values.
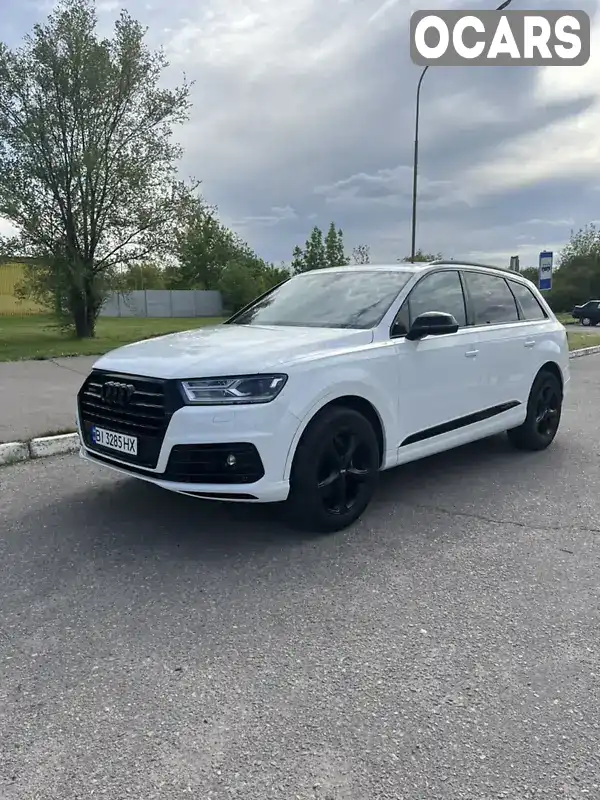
0, 356, 96, 442
1, 357, 600, 799
565, 322, 600, 333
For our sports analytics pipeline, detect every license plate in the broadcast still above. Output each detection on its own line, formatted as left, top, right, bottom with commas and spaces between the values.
91, 426, 138, 455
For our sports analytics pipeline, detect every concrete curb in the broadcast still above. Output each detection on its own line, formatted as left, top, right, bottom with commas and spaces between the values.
568, 344, 600, 359
0, 343, 599, 469
0, 432, 80, 467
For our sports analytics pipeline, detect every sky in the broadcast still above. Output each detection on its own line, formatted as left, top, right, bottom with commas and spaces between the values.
2, 0, 600, 269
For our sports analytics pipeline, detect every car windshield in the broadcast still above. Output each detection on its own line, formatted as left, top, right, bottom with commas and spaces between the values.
228, 269, 413, 329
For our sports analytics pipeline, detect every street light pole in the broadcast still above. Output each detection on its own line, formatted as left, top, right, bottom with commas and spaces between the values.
410, 65, 428, 263
409, 0, 514, 262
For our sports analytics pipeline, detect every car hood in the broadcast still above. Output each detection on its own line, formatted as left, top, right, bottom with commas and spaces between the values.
92, 323, 375, 379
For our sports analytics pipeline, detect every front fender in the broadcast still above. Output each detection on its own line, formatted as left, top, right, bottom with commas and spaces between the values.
281, 355, 398, 481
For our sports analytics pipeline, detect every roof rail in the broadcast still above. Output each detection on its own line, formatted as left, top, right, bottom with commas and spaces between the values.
428, 259, 510, 271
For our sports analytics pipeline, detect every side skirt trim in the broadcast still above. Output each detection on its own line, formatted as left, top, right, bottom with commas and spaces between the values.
400, 401, 521, 447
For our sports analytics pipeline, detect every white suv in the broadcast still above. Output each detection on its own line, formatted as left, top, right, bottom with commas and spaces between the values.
76, 260, 570, 532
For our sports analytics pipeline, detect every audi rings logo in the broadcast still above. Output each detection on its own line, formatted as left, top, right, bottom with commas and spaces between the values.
101, 381, 135, 405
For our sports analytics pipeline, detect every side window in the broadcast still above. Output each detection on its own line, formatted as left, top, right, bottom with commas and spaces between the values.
408, 270, 467, 327
508, 280, 547, 321
464, 272, 519, 325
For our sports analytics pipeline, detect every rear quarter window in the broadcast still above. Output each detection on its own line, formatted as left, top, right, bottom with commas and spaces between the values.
463, 271, 519, 325
508, 281, 548, 321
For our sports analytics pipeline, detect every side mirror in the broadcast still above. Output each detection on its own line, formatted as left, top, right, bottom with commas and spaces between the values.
405, 311, 459, 341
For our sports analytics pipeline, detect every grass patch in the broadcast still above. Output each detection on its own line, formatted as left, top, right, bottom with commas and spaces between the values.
0, 314, 225, 362
556, 312, 574, 325
567, 331, 600, 351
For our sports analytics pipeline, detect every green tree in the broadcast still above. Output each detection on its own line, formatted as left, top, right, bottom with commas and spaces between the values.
520, 266, 538, 284
324, 221, 349, 268
291, 245, 305, 275
303, 226, 327, 271
113, 262, 166, 291
261, 262, 289, 289
543, 224, 600, 312
401, 249, 442, 263
557, 223, 600, 268
219, 258, 288, 312
292, 222, 349, 273
2, 0, 192, 337
546, 257, 600, 312
219, 259, 263, 312
352, 244, 370, 264
168, 193, 286, 305
170, 198, 247, 290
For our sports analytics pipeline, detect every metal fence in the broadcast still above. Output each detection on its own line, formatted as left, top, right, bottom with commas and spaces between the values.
100, 289, 223, 318
0, 261, 224, 319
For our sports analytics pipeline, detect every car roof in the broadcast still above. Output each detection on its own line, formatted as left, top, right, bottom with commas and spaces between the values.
301, 260, 529, 281
301, 263, 424, 275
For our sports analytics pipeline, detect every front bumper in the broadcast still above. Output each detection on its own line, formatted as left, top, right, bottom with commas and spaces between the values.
79, 446, 291, 501
77, 383, 301, 503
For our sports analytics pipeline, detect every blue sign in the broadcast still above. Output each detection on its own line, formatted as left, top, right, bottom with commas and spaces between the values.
539, 251, 553, 291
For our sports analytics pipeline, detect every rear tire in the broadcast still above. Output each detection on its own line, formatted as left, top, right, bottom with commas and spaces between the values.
507, 369, 562, 451
283, 406, 380, 533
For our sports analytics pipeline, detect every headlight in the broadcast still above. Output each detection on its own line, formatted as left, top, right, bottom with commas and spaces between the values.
180, 374, 288, 405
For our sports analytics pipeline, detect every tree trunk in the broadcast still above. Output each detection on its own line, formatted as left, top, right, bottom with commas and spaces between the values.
71, 290, 96, 338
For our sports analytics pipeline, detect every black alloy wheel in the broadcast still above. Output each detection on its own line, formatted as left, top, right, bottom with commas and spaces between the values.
534, 383, 561, 439
507, 369, 563, 451
317, 427, 372, 516
284, 406, 380, 533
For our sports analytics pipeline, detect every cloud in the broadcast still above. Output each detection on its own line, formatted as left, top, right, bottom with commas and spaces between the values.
96, 0, 120, 12
2, 0, 600, 268
314, 166, 471, 212
232, 205, 297, 228
524, 218, 575, 227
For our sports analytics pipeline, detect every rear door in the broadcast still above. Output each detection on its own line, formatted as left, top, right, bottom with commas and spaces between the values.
461, 269, 531, 412
389, 268, 486, 447
506, 276, 558, 372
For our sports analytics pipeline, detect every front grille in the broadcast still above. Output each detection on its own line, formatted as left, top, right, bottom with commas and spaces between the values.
164, 443, 265, 484
77, 370, 182, 468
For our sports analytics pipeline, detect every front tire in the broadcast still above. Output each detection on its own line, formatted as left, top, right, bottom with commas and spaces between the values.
284, 406, 380, 533
582, 317, 592, 326
507, 369, 562, 451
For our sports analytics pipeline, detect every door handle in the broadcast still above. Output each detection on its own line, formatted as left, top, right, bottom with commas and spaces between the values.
524, 339, 536, 348
465, 349, 479, 357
